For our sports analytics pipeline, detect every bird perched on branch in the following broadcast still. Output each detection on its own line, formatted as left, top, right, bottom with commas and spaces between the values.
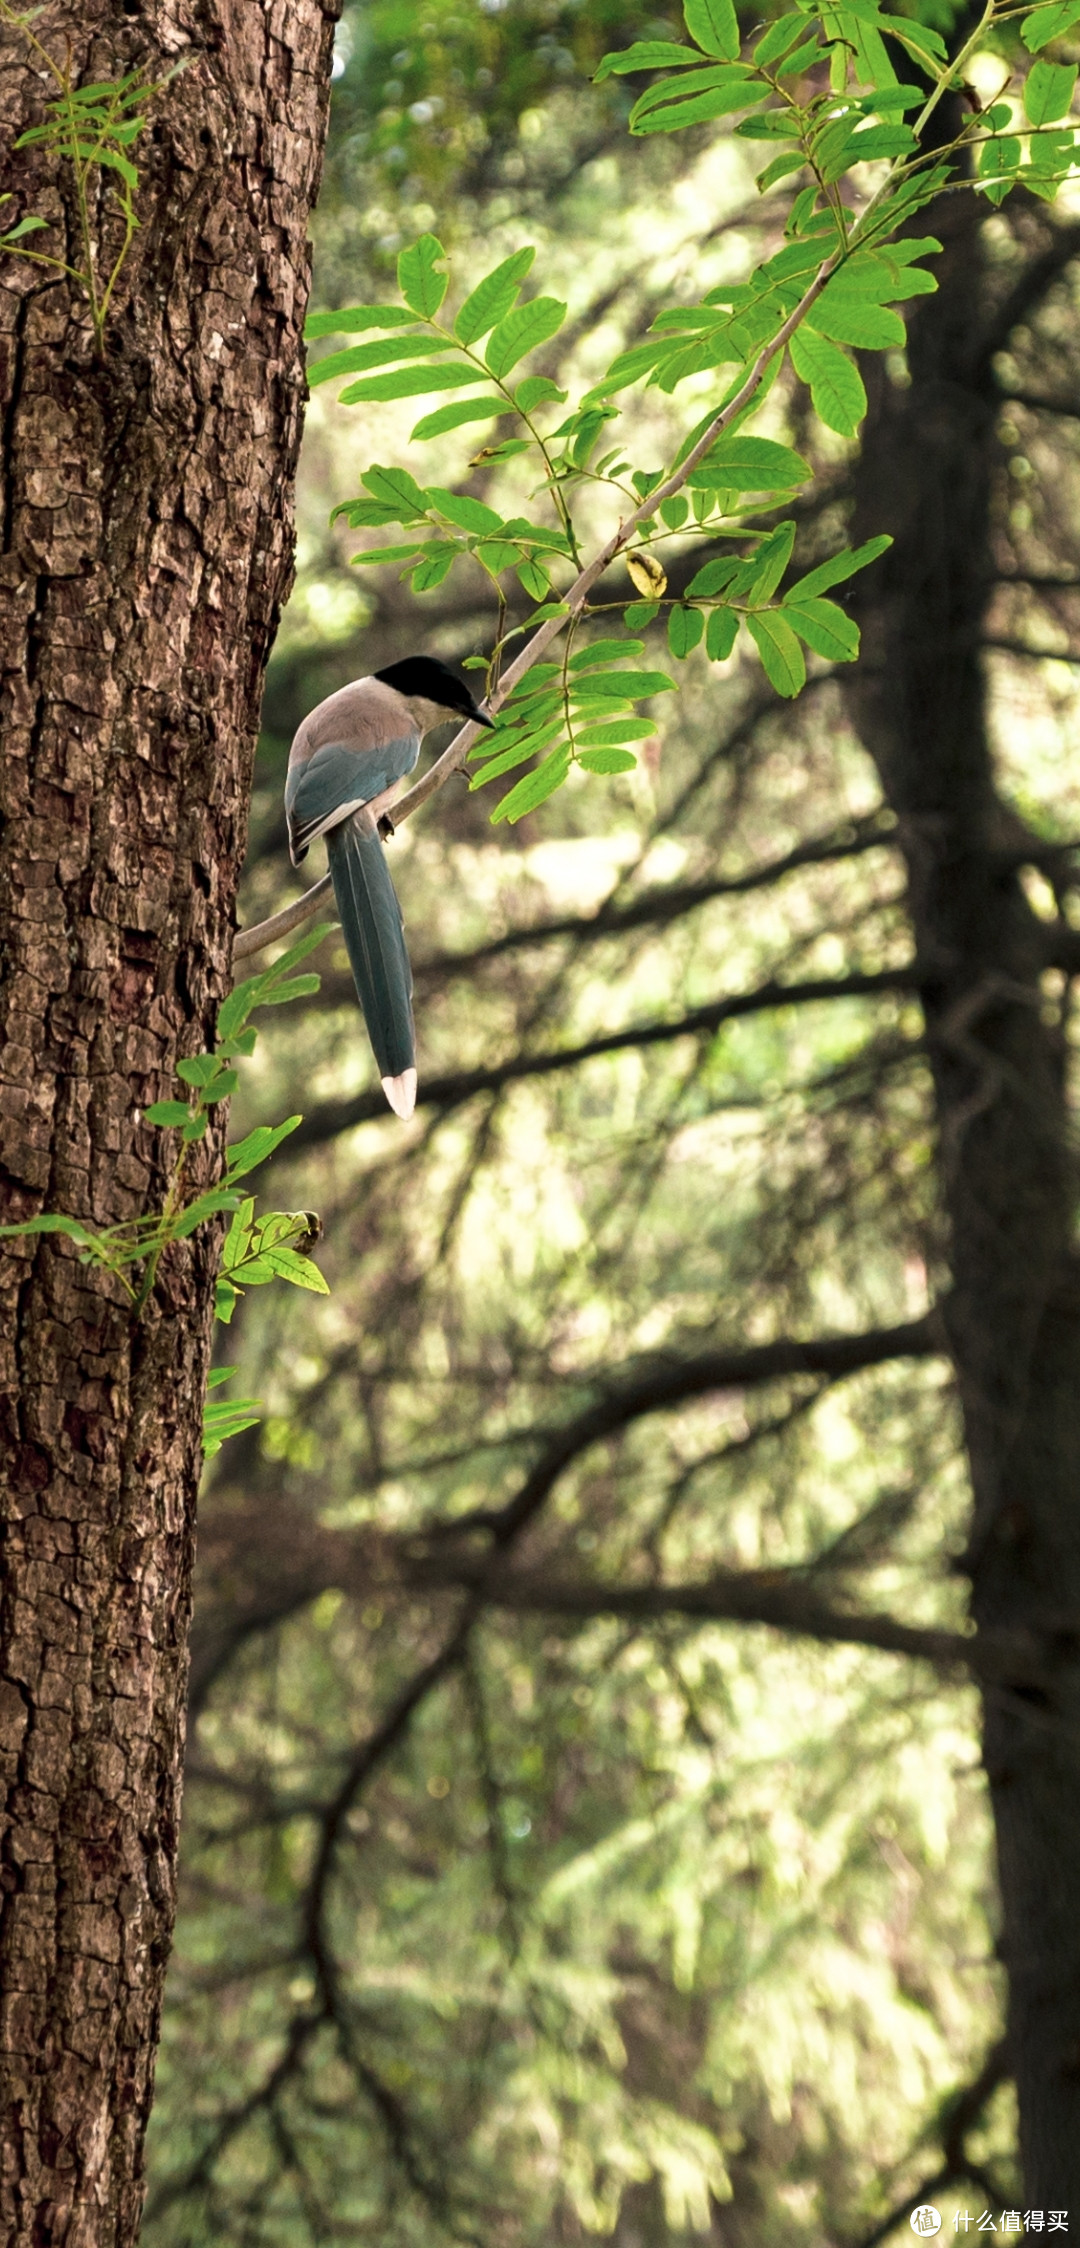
285, 656, 494, 1119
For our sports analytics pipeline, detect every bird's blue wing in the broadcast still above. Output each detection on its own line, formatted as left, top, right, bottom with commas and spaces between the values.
285, 734, 419, 862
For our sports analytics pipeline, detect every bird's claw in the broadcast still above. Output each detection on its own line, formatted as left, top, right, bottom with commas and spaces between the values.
377, 812, 396, 841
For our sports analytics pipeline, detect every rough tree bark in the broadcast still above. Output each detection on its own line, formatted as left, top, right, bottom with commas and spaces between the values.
0, 3, 337, 2241
849, 181, 1080, 2203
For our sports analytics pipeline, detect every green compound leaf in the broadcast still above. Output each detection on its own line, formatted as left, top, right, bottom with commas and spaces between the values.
747, 611, 806, 696
491, 744, 572, 824
578, 747, 638, 772
782, 596, 860, 661
486, 297, 567, 378
455, 247, 536, 343
398, 233, 449, 318
789, 326, 867, 435
684, 0, 740, 61
1024, 57, 1078, 121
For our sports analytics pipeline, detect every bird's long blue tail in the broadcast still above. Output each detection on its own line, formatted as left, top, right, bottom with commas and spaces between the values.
326, 816, 417, 1119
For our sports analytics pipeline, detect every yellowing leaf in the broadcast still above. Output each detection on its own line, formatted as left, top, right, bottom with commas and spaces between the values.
627, 550, 668, 598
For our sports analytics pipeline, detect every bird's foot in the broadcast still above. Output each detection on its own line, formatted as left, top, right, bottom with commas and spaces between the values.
377, 812, 396, 841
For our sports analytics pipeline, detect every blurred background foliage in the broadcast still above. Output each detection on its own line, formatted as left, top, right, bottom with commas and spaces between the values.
142, 2, 1080, 2239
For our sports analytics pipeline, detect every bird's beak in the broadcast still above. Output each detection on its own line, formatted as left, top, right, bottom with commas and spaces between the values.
472, 707, 497, 729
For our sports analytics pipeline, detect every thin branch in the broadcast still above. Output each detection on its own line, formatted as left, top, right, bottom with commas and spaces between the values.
996, 385, 1080, 422
284, 962, 921, 1154
429, 1311, 945, 1548
983, 634, 1080, 665
418, 1560, 973, 1672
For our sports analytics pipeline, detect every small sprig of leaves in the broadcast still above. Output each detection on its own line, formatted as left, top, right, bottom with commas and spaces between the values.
0, 3, 171, 351
309, 0, 1080, 823
0, 926, 334, 1456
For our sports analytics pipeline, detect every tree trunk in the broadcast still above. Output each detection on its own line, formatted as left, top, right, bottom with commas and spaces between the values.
848, 184, 1080, 2203
0, 3, 337, 2240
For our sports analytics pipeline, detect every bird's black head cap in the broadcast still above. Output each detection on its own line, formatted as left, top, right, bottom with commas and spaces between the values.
374, 655, 494, 726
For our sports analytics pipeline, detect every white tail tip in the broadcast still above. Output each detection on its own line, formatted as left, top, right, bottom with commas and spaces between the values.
381, 1068, 417, 1121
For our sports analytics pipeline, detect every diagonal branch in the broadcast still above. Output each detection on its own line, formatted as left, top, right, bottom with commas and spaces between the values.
416, 1559, 973, 1671
284, 962, 921, 1153
429, 1311, 945, 1548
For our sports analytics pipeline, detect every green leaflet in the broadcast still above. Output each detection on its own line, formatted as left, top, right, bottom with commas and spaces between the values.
469, 720, 567, 787
427, 488, 505, 534
758, 150, 807, 192
786, 534, 890, 599
411, 396, 511, 440
516, 376, 568, 412
806, 295, 905, 350
455, 247, 536, 344
742, 521, 796, 602
630, 63, 755, 121
574, 720, 658, 745
305, 305, 420, 339
517, 559, 551, 601
412, 547, 460, 591
747, 611, 806, 696
398, 233, 449, 318
224, 1118, 303, 1182
668, 605, 705, 657
633, 82, 767, 133
568, 639, 646, 667
978, 136, 1022, 203
789, 327, 867, 435
492, 744, 572, 824
144, 1099, 192, 1127
1024, 58, 1078, 121
684, 0, 740, 62
578, 747, 638, 772
686, 556, 741, 597
339, 364, 486, 404
363, 464, 430, 517
688, 435, 810, 491
782, 596, 860, 661
486, 297, 567, 378
753, 12, 813, 66
308, 336, 451, 387
594, 41, 700, 79
569, 669, 676, 698
706, 608, 739, 660
1024, 0, 1080, 49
